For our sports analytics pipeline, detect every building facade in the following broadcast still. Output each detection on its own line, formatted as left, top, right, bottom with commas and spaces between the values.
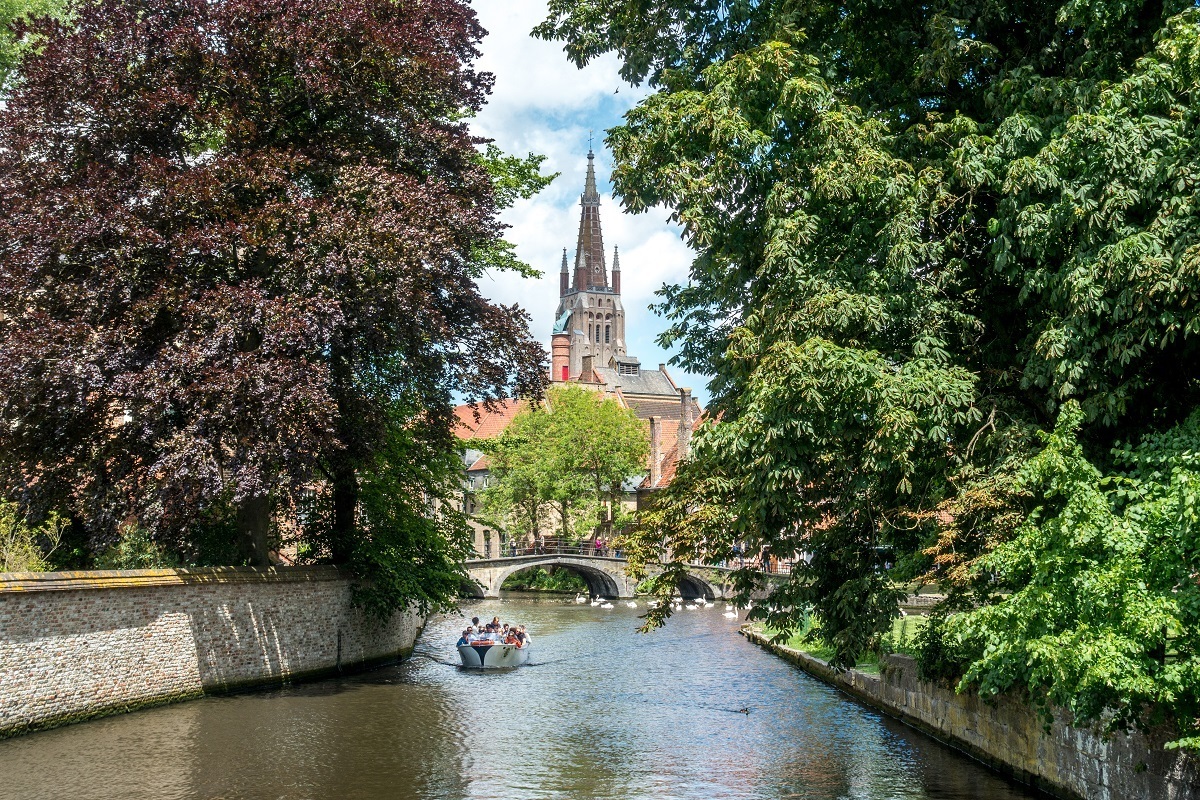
552, 149, 626, 380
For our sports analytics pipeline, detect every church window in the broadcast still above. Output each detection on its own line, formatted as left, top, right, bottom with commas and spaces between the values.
605, 325, 610, 343
595, 326, 601, 343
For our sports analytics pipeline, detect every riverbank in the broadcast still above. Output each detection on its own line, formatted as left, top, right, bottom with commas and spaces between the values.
0, 566, 422, 739
742, 627, 1198, 800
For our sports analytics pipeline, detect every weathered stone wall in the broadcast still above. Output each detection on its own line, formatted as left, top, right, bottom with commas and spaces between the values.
743, 630, 1198, 800
0, 566, 423, 738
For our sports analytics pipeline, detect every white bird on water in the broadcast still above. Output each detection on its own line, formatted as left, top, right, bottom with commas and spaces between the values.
601, 602, 615, 609
575, 594, 587, 604
625, 601, 638, 609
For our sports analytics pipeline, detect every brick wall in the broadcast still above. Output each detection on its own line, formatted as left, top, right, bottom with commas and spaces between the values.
0, 566, 423, 738
743, 629, 1198, 800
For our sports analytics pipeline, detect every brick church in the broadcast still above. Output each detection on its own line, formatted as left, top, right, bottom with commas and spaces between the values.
455, 150, 702, 556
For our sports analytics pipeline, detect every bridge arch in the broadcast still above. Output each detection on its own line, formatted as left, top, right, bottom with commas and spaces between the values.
467, 556, 627, 599
676, 573, 718, 601
465, 555, 729, 600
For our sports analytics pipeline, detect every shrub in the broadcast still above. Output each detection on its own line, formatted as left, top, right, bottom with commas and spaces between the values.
0, 500, 64, 572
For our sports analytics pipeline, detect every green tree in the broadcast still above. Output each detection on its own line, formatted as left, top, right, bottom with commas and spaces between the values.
0, 500, 63, 571
481, 386, 648, 544
942, 402, 1200, 749
538, 0, 1200, 670
478, 408, 556, 542
0, 0, 62, 91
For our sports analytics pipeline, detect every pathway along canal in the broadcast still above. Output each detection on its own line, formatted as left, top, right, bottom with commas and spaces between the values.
0, 595, 1041, 800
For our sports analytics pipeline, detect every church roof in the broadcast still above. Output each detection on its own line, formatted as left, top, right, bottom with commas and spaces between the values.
592, 365, 677, 398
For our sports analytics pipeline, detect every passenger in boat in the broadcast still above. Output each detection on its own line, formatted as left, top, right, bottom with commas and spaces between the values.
503, 628, 520, 646
515, 625, 529, 647
457, 628, 473, 646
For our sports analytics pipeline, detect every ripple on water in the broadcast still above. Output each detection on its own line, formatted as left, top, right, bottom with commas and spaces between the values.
0, 597, 1040, 800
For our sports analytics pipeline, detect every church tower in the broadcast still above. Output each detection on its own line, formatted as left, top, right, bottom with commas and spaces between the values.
553, 149, 627, 380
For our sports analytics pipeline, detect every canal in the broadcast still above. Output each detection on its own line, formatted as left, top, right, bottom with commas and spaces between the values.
0, 596, 1040, 799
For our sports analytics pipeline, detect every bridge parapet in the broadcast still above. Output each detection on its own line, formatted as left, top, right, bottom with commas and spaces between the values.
464, 554, 734, 600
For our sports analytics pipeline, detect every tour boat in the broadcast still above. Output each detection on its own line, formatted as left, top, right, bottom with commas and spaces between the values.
457, 641, 531, 668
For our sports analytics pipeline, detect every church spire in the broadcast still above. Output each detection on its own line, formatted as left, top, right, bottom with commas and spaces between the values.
559, 248, 569, 296
573, 149, 607, 290
611, 246, 621, 294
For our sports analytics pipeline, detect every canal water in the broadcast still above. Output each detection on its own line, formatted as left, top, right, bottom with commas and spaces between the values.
0, 595, 1039, 800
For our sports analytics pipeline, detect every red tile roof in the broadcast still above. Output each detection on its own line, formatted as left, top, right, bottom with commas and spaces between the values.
453, 399, 527, 441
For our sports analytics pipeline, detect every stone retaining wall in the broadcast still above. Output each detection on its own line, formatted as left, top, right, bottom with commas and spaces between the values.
743, 629, 1198, 800
0, 566, 423, 738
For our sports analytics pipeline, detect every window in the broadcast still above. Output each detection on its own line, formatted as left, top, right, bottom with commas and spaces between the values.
618, 362, 639, 376
595, 327, 601, 343
605, 325, 610, 343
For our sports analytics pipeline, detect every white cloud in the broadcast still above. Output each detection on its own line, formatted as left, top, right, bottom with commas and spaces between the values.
470, 1, 711, 403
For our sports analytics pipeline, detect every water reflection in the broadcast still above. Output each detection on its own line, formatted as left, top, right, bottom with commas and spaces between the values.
0, 595, 1038, 800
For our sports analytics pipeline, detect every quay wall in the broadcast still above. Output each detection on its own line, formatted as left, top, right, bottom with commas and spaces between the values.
0, 566, 423, 738
743, 629, 1198, 800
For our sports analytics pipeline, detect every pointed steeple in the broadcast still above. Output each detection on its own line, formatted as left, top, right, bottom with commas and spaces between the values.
611, 246, 621, 294
573, 149, 607, 290
583, 148, 600, 203
559, 248, 569, 296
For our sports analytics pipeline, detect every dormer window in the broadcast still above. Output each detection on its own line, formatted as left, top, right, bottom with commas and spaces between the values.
618, 362, 639, 376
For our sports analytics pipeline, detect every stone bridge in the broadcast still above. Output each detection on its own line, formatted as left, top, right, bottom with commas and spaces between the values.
464, 554, 736, 600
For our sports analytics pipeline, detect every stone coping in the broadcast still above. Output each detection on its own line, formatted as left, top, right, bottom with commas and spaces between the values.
0, 565, 345, 593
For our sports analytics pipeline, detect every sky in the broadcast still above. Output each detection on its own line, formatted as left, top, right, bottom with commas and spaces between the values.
468, 2, 711, 404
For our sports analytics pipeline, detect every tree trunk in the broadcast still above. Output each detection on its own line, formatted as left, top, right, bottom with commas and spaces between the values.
331, 465, 358, 564
237, 494, 272, 567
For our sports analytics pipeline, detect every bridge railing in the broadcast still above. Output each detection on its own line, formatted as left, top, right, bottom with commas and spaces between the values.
491, 541, 625, 559
474, 542, 796, 574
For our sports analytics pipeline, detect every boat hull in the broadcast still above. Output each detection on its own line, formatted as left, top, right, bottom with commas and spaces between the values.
457, 643, 531, 668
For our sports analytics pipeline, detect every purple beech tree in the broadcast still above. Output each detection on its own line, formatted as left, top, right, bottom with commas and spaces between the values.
0, 0, 546, 588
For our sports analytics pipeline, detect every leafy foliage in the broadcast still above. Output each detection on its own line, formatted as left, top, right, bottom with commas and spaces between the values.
480, 385, 648, 543
0, 0, 547, 615
539, 0, 1200, 686
0, 500, 63, 571
501, 566, 588, 593
947, 402, 1200, 748
93, 525, 179, 571
0, 0, 62, 90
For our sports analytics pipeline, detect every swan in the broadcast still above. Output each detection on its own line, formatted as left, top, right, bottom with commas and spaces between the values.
723, 610, 738, 619
575, 594, 588, 604
685, 604, 698, 611
625, 601, 638, 609
600, 602, 614, 609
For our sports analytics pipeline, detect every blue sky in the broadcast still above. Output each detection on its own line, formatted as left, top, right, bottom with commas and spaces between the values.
469, 2, 711, 405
